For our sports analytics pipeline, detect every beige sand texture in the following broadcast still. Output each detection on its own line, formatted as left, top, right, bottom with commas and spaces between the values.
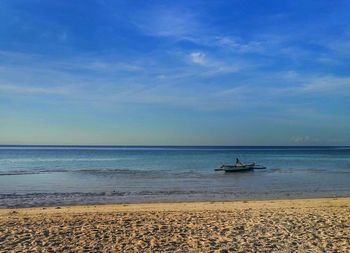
0, 198, 350, 252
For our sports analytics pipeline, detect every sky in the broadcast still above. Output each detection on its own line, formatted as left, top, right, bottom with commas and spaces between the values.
1, 0, 350, 145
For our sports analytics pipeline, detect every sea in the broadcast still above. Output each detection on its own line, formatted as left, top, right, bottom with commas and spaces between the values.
0, 145, 350, 208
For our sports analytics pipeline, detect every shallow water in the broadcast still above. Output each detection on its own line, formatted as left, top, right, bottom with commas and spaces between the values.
0, 146, 350, 207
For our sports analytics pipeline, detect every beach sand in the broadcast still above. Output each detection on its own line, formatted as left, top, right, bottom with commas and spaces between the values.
0, 198, 349, 252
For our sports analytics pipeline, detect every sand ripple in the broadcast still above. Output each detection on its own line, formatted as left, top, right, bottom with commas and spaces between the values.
0, 199, 349, 252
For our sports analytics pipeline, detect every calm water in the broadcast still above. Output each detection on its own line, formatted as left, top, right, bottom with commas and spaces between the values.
0, 146, 350, 208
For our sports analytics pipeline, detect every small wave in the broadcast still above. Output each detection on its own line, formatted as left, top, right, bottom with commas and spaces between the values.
0, 189, 237, 201
305, 168, 350, 174
0, 168, 157, 176
268, 167, 350, 174
0, 157, 135, 163
76, 168, 153, 175
0, 169, 69, 176
0, 191, 131, 199
268, 168, 295, 173
0, 171, 41, 176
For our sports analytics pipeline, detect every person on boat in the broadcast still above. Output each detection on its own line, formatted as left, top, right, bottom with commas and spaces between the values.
235, 158, 243, 166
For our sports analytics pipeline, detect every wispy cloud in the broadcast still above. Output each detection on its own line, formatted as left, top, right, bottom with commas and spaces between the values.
329, 39, 350, 56
302, 76, 350, 93
216, 85, 251, 97
264, 73, 350, 95
1, 1, 350, 144
2, 47, 348, 113
132, 6, 273, 57
54, 59, 144, 73
216, 36, 264, 53
317, 56, 340, 65
248, 71, 350, 96
130, 5, 307, 62
0, 84, 69, 95
188, 51, 241, 75
132, 7, 200, 41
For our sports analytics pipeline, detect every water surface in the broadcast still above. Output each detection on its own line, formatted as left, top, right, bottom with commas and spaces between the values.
0, 146, 349, 207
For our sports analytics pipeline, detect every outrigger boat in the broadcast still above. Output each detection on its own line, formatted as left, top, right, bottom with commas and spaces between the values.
215, 161, 266, 173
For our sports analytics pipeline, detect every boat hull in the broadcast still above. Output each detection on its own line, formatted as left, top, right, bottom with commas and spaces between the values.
219, 165, 254, 172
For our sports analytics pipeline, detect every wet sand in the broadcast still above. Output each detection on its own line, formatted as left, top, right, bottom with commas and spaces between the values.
1, 198, 349, 252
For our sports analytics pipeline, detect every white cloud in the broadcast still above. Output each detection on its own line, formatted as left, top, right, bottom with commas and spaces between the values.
291, 136, 310, 144
190, 52, 206, 65
291, 136, 321, 144
188, 51, 241, 75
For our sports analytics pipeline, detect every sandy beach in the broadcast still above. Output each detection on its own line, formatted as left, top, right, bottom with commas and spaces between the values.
1, 198, 349, 252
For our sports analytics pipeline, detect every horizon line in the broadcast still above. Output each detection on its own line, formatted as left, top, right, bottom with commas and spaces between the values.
1, 144, 349, 147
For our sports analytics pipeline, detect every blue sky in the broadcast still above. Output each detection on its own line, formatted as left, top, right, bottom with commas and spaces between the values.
1, 0, 350, 145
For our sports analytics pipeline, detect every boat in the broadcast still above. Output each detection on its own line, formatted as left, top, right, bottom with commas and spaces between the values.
215, 162, 266, 172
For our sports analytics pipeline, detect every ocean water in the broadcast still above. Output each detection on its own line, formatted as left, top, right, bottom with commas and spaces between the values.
0, 146, 350, 208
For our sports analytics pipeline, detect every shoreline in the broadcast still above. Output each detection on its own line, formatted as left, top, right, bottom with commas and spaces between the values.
1, 196, 350, 213
2, 192, 350, 209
